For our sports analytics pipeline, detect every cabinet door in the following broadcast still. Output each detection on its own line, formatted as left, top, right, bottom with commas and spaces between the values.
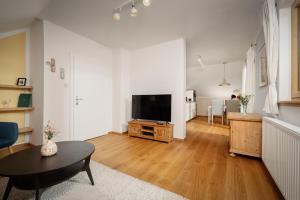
155, 127, 170, 141
128, 124, 140, 136
230, 121, 262, 156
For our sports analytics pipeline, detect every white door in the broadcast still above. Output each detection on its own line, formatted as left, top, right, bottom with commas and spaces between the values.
71, 51, 111, 141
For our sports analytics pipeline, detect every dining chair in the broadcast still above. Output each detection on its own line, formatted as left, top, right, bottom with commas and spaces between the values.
211, 99, 225, 125
225, 100, 240, 124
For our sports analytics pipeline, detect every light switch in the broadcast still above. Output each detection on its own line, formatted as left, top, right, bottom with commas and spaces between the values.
60, 68, 65, 79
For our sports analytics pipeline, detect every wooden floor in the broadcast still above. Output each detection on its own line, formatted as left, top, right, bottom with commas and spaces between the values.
89, 117, 283, 200
0, 117, 282, 199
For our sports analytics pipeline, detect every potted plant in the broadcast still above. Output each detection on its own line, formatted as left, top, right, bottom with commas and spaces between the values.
41, 121, 58, 157
238, 95, 252, 115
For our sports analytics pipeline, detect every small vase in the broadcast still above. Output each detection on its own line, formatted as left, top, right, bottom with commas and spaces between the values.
41, 139, 57, 157
240, 104, 247, 115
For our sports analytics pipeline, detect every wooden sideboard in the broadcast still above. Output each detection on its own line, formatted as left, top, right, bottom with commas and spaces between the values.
128, 120, 174, 143
227, 112, 262, 158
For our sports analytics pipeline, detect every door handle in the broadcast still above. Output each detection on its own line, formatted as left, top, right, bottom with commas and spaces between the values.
75, 96, 83, 105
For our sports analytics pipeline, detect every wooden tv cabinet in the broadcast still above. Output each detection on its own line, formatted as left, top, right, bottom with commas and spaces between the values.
128, 120, 174, 143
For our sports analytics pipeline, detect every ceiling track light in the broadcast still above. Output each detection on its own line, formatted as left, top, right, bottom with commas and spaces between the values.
113, 0, 152, 21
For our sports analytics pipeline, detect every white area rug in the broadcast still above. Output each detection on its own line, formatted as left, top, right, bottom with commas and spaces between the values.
0, 161, 186, 200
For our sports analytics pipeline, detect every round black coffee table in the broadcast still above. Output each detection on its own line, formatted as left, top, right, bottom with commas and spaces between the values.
0, 141, 95, 200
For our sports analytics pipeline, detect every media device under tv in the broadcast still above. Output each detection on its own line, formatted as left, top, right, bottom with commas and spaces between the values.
132, 94, 171, 122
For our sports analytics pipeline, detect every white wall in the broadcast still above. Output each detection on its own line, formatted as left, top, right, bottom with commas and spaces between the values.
277, 7, 300, 127
32, 21, 112, 144
30, 21, 186, 141
130, 39, 187, 139
278, 106, 300, 126
29, 20, 45, 145
112, 49, 122, 133
112, 48, 131, 133
187, 61, 243, 117
278, 8, 292, 101
196, 97, 212, 116
43, 21, 71, 142
187, 61, 243, 98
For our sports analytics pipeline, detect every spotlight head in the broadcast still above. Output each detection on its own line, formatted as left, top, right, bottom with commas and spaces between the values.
113, 10, 121, 21
130, 4, 138, 17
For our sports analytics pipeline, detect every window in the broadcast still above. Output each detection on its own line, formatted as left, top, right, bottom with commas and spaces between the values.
292, 0, 300, 98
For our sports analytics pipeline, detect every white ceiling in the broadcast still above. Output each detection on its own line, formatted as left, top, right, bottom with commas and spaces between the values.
278, 0, 294, 7
0, 0, 264, 66
187, 61, 244, 97
0, 0, 50, 32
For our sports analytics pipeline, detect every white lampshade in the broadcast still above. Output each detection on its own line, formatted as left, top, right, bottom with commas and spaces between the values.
143, 0, 152, 7
218, 62, 231, 87
130, 5, 138, 17
218, 80, 231, 87
233, 88, 241, 93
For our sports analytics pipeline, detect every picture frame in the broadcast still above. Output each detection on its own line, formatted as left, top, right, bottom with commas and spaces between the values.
258, 44, 268, 87
16, 78, 27, 86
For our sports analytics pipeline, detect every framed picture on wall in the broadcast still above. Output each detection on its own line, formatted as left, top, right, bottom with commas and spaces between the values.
16, 78, 27, 86
258, 44, 268, 87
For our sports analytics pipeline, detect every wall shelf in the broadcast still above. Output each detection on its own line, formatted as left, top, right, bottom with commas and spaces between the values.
0, 84, 33, 91
0, 107, 34, 113
19, 127, 33, 134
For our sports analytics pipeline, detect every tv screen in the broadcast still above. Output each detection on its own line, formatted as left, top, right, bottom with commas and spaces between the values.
132, 94, 171, 122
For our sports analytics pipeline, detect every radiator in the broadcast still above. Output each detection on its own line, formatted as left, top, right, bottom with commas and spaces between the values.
263, 117, 300, 200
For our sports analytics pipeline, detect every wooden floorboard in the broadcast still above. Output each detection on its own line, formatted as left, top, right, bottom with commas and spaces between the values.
0, 117, 283, 199
89, 117, 283, 200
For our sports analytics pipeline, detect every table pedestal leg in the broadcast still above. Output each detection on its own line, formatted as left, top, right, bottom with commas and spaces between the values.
2, 178, 12, 200
34, 176, 43, 200
35, 189, 41, 200
84, 156, 94, 185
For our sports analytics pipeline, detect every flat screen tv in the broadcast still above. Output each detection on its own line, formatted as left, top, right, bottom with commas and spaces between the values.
132, 94, 171, 122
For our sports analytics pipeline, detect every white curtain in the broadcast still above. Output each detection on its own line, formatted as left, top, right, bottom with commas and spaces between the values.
242, 64, 247, 95
262, 0, 279, 115
244, 46, 256, 113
